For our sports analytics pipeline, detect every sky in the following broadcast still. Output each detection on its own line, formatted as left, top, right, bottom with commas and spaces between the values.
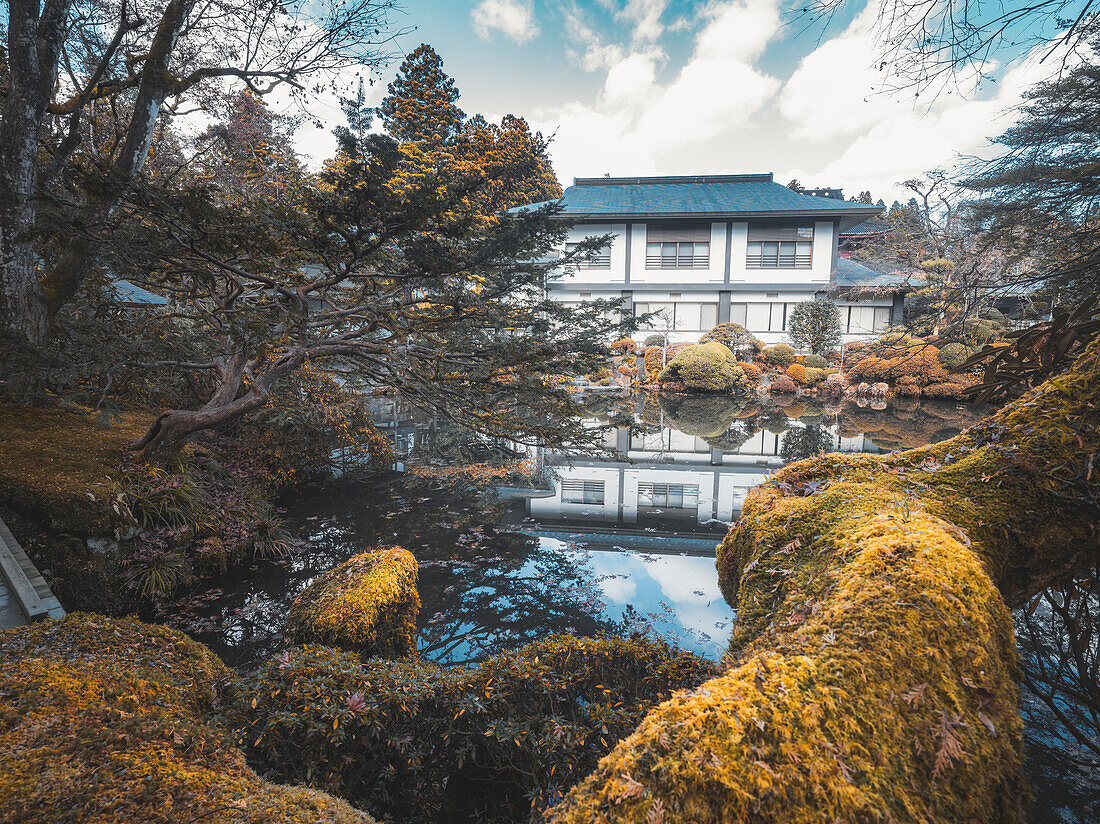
286, 0, 1073, 203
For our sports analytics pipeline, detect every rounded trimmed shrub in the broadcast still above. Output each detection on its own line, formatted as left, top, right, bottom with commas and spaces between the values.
738, 361, 762, 380
786, 363, 807, 384
699, 322, 763, 360
762, 343, 796, 368
938, 342, 971, 371
643, 333, 667, 348
802, 354, 829, 369
610, 338, 637, 355
770, 375, 797, 394
658, 342, 747, 392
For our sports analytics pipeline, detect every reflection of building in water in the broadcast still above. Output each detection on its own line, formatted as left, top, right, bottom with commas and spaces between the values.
527, 424, 887, 530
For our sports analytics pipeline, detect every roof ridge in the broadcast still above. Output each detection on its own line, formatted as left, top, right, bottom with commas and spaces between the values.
572, 173, 774, 186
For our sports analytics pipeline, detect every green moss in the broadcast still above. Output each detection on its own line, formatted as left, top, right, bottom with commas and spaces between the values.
546, 337, 1100, 824
0, 614, 377, 824
285, 547, 420, 658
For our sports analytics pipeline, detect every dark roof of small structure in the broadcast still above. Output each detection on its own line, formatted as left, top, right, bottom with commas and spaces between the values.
834, 258, 920, 290
840, 219, 893, 237
110, 278, 167, 306
513, 174, 881, 231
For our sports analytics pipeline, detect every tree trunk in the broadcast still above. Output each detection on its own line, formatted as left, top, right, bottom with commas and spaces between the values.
131, 348, 306, 466
0, 0, 73, 351
548, 338, 1100, 824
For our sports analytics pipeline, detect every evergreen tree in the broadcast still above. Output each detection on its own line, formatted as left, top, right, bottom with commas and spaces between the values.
379, 44, 466, 147
786, 299, 842, 355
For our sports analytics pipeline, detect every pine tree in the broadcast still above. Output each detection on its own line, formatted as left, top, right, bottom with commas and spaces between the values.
379, 44, 465, 147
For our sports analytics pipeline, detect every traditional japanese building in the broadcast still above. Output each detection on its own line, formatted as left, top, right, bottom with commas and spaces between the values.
525, 173, 917, 344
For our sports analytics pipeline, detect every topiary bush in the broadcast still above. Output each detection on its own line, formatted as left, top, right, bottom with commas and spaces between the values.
642, 346, 667, 380
803, 367, 826, 385
225, 635, 714, 824
738, 361, 762, 380
762, 343, 796, 368
699, 322, 762, 360
786, 363, 807, 384
285, 548, 420, 659
643, 333, 667, 348
769, 375, 797, 394
0, 614, 376, 824
658, 342, 747, 392
802, 353, 828, 369
938, 341, 972, 371
610, 338, 637, 356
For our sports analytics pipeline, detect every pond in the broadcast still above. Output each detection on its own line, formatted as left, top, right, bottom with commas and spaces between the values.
160, 391, 1098, 822
165, 392, 980, 669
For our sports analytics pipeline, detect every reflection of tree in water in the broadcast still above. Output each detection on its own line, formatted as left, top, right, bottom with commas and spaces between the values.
417, 533, 614, 666
1016, 564, 1100, 823
657, 393, 750, 439
779, 423, 834, 463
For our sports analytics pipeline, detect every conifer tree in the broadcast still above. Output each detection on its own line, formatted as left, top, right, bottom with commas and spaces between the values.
379, 44, 465, 147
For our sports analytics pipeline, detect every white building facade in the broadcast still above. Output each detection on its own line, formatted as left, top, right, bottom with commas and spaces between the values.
535, 174, 912, 345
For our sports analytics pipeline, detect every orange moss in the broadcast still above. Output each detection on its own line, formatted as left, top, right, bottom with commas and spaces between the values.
0, 404, 150, 535
285, 548, 420, 659
0, 614, 377, 824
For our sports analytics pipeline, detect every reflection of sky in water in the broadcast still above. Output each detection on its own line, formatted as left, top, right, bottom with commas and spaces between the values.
544, 537, 735, 660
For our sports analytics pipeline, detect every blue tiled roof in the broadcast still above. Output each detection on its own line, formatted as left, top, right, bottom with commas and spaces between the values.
515, 174, 881, 229
109, 278, 167, 306
835, 257, 920, 290
840, 219, 892, 236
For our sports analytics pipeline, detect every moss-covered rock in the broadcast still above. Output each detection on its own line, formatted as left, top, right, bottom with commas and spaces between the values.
658, 342, 747, 392
0, 614, 377, 824
546, 338, 1100, 824
286, 548, 420, 658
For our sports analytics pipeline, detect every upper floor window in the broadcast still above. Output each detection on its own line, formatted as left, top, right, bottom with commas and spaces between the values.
646, 223, 711, 269
565, 242, 612, 269
746, 225, 813, 268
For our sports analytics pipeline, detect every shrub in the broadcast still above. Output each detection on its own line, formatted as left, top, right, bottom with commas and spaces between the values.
785, 299, 842, 355
848, 345, 948, 387
770, 375, 797, 394
0, 615, 376, 824
642, 346, 667, 379
699, 322, 762, 360
938, 342, 972, 371
643, 333, 667, 348
979, 306, 1007, 325
802, 353, 829, 369
737, 361, 762, 380
762, 343, 797, 367
285, 548, 420, 659
786, 363, 807, 384
658, 342, 746, 392
804, 367, 826, 385
610, 338, 637, 355
225, 636, 714, 824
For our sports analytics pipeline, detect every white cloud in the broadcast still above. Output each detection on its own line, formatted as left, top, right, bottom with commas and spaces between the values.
535, 0, 782, 182
472, 0, 539, 44
777, 7, 1073, 199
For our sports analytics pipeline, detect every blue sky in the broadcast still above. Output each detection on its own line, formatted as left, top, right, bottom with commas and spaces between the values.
290, 1, 1073, 202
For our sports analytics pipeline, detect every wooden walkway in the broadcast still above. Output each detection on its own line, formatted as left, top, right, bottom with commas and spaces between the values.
0, 517, 65, 629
